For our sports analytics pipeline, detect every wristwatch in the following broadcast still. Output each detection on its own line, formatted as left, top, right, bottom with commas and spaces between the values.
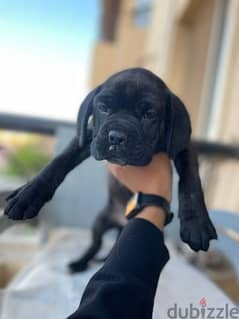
125, 192, 174, 225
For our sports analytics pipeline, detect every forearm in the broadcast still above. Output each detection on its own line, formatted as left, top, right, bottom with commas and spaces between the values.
136, 206, 166, 231
39, 137, 90, 189
68, 217, 169, 319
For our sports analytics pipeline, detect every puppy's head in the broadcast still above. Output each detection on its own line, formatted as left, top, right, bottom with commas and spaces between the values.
77, 68, 191, 165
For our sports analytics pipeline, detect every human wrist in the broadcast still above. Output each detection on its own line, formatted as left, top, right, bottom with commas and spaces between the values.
139, 180, 172, 202
136, 206, 166, 231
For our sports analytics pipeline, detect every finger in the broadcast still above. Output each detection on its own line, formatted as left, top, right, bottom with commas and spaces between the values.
105, 161, 114, 171
106, 162, 124, 177
105, 161, 120, 171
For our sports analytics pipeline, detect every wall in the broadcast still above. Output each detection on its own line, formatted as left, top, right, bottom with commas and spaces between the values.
91, 0, 149, 87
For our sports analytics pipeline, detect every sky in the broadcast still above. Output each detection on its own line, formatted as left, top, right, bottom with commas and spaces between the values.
0, 0, 100, 120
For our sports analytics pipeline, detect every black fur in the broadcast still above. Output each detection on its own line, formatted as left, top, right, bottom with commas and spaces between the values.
4, 68, 217, 273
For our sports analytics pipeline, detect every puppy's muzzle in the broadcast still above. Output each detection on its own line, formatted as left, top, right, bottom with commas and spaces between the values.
91, 114, 153, 165
108, 130, 127, 149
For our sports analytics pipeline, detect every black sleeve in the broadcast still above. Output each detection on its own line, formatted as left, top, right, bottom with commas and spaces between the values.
67, 218, 170, 319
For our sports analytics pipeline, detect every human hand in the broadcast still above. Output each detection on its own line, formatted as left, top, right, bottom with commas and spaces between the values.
106, 153, 172, 201
106, 153, 172, 230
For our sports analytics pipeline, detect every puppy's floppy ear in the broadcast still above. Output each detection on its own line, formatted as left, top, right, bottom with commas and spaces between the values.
77, 85, 102, 148
165, 92, 192, 159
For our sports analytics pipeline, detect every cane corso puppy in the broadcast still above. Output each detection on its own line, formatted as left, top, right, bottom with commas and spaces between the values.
4, 68, 217, 273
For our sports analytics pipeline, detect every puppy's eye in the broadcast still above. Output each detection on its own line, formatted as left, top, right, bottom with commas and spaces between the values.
143, 109, 156, 119
98, 103, 110, 114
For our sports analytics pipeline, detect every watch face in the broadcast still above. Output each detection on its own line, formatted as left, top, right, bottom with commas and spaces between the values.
125, 193, 138, 218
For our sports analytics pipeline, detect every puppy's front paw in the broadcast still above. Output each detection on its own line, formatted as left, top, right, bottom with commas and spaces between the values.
4, 178, 52, 220
180, 217, 217, 252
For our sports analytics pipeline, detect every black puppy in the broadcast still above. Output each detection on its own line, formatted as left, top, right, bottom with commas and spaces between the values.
4, 68, 217, 273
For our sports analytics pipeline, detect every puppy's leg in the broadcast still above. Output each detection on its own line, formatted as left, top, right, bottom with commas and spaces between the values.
93, 224, 124, 263
68, 203, 114, 273
68, 173, 130, 273
4, 137, 90, 220
174, 144, 217, 251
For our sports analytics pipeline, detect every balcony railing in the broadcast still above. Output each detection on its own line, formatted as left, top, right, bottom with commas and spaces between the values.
1, 112, 239, 158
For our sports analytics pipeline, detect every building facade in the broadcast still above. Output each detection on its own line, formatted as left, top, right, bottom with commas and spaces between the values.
90, 0, 239, 212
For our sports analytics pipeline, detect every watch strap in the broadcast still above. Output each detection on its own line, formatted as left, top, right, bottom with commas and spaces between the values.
125, 192, 174, 225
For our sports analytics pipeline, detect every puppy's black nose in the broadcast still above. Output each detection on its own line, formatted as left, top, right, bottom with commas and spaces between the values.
108, 130, 127, 146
